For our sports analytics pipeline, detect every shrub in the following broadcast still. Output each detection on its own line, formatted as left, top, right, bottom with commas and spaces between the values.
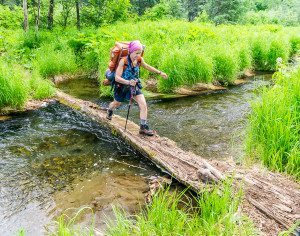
29, 71, 55, 99
33, 43, 77, 77
251, 36, 269, 70
211, 45, 239, 84
266, 38, 290, 71
247, 67, 300, 180
0, 60, 28, 108
237, 44, 252, 71
289, 35, 300, 55
0, 5, 23, 29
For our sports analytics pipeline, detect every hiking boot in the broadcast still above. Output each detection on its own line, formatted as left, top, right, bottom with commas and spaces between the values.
106, 109, 113, 120
139, 124, 155, 136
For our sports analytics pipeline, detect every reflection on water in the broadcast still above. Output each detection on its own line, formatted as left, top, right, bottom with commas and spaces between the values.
0, 103, 159, 235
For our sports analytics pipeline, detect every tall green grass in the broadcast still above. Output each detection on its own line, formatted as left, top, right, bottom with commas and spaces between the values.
1, 21, 299, 97
211, 45, 239, 84
246, 66, 300, 180
0, 60, 28, 108
33, 42, 77, 78
0, 60, 55, 109
107, 179, 256, 235
93, 21, 298, 94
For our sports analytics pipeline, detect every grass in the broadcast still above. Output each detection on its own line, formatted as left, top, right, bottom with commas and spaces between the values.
0, 60, 29, 108
1, 21, 300, 104
107, 178, 256, 235
33, 42, 78, 78
246, 65, 300, 180
0, 59, 55, 109
46, 206, 95, 236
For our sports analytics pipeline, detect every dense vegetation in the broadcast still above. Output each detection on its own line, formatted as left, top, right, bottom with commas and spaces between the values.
1, 21, 299, 103
247, 65, 300, 180
1, 0, 300, 234
0, 0, 299, 108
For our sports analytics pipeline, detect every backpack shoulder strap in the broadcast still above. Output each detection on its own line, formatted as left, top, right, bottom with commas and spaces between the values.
137, 56, 143, 66
123, 57, 128, 71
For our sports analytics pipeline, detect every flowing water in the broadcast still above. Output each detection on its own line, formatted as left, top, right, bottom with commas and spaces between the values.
0, 103, 160, 235
0, 75, 271, 235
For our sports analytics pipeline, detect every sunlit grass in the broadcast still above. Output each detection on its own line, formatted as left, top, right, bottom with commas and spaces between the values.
0, 60, 55, 109
46, 206, 95, 236
107, 178, 256, 235
247, 66, 300, 180
33, 42, 78, 78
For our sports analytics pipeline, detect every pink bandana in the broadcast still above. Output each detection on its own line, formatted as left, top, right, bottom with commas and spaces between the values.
128, 40, 143, 54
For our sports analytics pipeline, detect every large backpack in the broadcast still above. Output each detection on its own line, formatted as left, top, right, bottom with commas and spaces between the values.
103, 41, 144, 86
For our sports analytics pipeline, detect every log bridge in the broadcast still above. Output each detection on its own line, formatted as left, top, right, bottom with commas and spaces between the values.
56, 90, 299, 233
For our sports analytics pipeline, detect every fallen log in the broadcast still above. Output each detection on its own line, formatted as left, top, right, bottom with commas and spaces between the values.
56, 90, 224, 190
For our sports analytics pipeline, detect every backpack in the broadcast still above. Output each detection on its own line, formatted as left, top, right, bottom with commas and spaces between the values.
102, 41, 144, 86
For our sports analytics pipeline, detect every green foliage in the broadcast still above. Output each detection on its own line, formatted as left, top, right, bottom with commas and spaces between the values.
246, 66, 300, 180
143, 0, 186, 20
81, 0, 108, 27
158, 48, 213, 93
33, 42, 77, 77
0, 5, 23, 29
0, 59, 54, 109
237, 44, 252, 71
29, 71, 56, 99
18, 229, 26, 236
182, 0, 204, 21
211, 45, 239, 84
91, 21, 299, 94
194, 10, 210, 23
250, 36, 269, 70
21, 31, 50, 49
68, 33, 100, 71
47, 207, 95, 236
107, 179, 256, 235
0, 60, 28, 108
103, 0, 132, 24
205, 0, 250, 24
81, 0, 132, 26
131, 0, 159, 16
289, 35, 300, 55
279, 221, 300, 236
242, 9, 299, 26
267, 38, 290, 70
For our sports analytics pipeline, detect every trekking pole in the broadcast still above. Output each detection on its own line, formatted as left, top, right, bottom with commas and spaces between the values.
124, 85, 136, 130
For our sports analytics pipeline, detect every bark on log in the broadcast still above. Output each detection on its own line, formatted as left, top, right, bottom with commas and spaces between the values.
56, 90, 224, 190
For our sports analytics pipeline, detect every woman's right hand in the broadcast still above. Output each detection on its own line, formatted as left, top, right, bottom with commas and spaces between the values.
128, 79, 137, 86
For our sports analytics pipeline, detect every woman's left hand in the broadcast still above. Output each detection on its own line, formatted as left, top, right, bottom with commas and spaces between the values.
160, 72, 168, 79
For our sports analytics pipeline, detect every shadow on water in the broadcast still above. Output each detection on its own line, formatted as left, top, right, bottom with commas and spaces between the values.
0, 103, 161, 235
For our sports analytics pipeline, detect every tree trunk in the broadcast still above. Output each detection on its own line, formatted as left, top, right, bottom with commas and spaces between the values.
62, 6, 69, 28
36, 0, 40, 31
48, 0, 54, 30
23, 0, 29, 31
75, 0, 80, 30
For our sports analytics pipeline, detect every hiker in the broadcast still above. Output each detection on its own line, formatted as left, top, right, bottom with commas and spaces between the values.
106, 40, 168, 136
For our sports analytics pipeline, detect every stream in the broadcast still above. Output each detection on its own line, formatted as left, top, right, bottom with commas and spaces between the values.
0, 74, 271, 235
